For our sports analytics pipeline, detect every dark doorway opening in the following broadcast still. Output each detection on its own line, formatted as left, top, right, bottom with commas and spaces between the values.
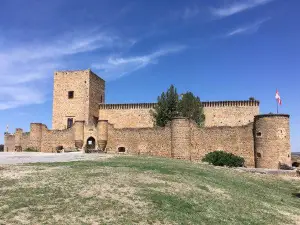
86, 137, 96, 151
292, 162, 300, 167
118, 147, 126, 153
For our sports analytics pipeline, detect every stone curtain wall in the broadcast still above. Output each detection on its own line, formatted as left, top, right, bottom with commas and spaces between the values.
99, 104, 155, 128
98, 100, 259, 129
4, 131, 30, 152
4, 134, 15, 152
105, 119, 255, 167
190, 123, 255, 167
202, 101, 259, 127
40, 126, 75, 152
106, 124, 172, 157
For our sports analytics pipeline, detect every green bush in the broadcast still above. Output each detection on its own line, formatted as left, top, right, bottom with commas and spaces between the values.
202, 151, 245, 167
24, 147, 39, 152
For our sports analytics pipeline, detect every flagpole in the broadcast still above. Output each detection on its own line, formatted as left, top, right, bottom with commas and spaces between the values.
277, 100, 279, 114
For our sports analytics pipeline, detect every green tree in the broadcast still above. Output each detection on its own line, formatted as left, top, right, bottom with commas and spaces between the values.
178, 92, 205, 127
152, 86, 205, 127
152, 85, 179, 127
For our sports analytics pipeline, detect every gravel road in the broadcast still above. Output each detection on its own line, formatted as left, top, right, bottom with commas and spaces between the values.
0, 152, 112, 164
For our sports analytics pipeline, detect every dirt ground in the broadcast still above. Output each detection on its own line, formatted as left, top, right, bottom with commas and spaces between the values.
0, 152, 113, 164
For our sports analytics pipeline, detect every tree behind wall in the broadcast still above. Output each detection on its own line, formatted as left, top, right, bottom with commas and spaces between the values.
152, 85, 205, 127
0, 145, 3, 152
179, 92, 205, 127
152, 85, 179, 127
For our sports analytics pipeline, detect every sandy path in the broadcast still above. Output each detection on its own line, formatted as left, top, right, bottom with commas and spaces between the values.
0, 152, 113, 164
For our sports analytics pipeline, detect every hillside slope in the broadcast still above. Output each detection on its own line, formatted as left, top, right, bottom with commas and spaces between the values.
0, 156, 299, 225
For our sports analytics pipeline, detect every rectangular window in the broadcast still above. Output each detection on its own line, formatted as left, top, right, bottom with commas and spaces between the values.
68, 91, 74, 99
67, 118, 73, 129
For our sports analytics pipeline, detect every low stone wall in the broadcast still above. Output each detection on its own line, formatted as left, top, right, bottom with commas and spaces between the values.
191, 123, 255, 167
106, 124, 171, 157
40, 126, 75, 152
105, 120, 255, 166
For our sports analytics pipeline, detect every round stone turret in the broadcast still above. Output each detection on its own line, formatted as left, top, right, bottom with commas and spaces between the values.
74, 121, 84, 148
97, 120, 108, 151
254, 114, 291, 169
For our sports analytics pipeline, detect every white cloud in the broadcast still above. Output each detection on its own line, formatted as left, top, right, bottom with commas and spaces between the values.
226, 18, 271, 37
0, 30, 133, 110
0, 86, 45, 110
211, 0, 274, 18
92, 45, 186, 80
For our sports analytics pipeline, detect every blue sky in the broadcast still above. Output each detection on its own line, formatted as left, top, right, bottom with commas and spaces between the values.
0, 0, 299, 151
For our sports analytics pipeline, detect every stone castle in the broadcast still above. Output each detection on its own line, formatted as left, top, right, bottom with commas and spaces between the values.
4, 69, 291, 169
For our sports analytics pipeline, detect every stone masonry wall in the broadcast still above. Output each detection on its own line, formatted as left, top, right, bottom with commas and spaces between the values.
254, 114, 291, 169
4, 134, 15, 152
203, 106, 259, 127
40, 126, 75, 152
99, 104, 155, 128
52, 70, 90, 130
105, 119, 255, 167
4, 132, 30, 152
190, 123, 255, 167
106, 124, 172, 157
99, 100, 259, 129
21, 133, 30, 150
88, 71, 105, 124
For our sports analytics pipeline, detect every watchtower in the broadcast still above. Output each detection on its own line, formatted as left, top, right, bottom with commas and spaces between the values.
52, 69, 105, 130
254, 114, 291, 169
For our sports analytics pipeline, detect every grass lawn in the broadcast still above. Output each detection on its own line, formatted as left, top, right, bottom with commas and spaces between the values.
0, 156, 299, 225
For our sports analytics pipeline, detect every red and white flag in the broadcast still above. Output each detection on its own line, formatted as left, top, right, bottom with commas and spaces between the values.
275, 89, 282, 105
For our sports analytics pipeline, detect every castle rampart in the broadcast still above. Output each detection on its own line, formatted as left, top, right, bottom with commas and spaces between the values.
98, 100, 259, 128
3, 69, 291, 169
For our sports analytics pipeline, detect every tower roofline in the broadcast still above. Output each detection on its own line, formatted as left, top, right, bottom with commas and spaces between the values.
54, 69, 105, 82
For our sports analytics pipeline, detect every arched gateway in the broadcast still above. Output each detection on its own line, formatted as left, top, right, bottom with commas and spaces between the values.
86, 137, 96, 152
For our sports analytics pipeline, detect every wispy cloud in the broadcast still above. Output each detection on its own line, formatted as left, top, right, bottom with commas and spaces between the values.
225, 18, 271, 37
92, 45, 186, 80
211, 0, 274, 18
0, 30, 134, 110
0, 86, 45, 110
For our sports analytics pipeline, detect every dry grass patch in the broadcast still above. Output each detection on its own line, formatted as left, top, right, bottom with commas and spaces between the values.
0, 156, 299, 225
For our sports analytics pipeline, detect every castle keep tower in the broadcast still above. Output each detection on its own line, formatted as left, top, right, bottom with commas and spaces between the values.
254, 114, 291, 169
52, 69, 105, 130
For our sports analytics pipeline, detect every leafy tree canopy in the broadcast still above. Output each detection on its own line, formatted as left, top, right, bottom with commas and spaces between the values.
152, 85, 205, 127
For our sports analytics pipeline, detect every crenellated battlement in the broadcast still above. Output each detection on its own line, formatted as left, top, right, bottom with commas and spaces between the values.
99, 100, 259, 110
99, 103, 157, 109
202, 100, 260, 107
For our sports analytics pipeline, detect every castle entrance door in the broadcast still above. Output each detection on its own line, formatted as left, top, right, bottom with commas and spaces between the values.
86, 137, 96, 151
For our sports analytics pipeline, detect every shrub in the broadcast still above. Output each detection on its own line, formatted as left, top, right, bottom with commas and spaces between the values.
202, 151, 245, 167
24, 147, 39, 152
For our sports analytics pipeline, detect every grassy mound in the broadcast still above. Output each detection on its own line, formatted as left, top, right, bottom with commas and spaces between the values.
0, 156, 299, 224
